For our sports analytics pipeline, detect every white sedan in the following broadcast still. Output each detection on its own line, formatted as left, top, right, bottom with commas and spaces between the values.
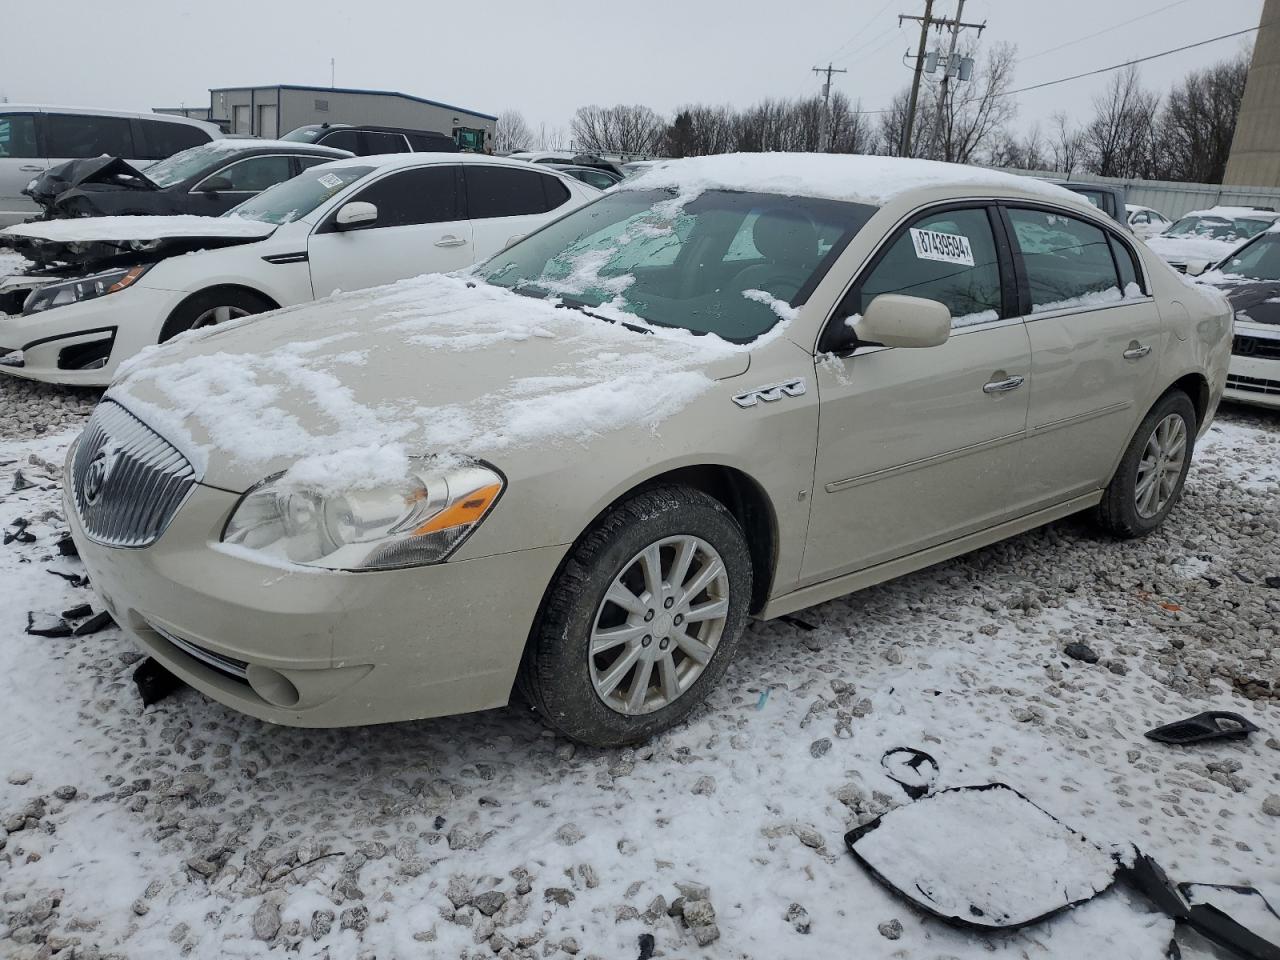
0, 154, 599, 385
1124, 203, 1171, 240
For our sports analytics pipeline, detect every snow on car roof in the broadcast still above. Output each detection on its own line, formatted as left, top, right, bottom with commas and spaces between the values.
618, 153, 1087, 207
1182, 206, 1280, 220
191, 138, 351, 156
318, 152, 557, 172
2, 215, 276, 244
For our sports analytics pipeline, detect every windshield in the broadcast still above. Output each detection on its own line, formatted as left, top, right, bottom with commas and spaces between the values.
1217, 231, 1280, 280
476, 188, 876, 343
225, 164, 373, 225
143, 142, 241, 188
1164, 215, 1271, 242
281, 125, 324, 143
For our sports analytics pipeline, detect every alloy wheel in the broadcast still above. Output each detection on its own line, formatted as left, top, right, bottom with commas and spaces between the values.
1135, 413, 1187, 519
589, 535, 731, 716
191, 305, 251, 329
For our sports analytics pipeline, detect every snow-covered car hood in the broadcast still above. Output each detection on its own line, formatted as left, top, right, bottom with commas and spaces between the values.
106, 273, 752, 493
1145, 234, 1242, 266
1212, 277, 1280, 325
0, 215, 276, 270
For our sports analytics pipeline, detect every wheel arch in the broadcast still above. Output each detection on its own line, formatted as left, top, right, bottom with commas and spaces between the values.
159, 284, 280, 343
1164, 371, 1210, 429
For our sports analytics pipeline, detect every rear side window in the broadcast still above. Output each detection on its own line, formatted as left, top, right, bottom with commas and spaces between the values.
466, 166, 557, 219
361, 132, 410, 154
341, 165, 459, 228
45, 114, 134, 158
1007, 208, 1121, 312
137, 119, 210, 159
205, 155, 295, 192
0, 114, 39, 158
853, 207, 1004, 328
406, 132, 457, 152
1109, 235, 1144, 295
318, 130, 362, 153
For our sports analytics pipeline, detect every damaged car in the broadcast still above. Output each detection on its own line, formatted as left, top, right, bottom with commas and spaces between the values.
0, 153, 597, 384
23, 140, 354, 220
63, 154, 1231, 746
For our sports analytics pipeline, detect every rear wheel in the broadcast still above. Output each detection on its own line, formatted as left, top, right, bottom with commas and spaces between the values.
158, 288, 274, 343
1096, 391, 1196, 538
520, 486, 752, 747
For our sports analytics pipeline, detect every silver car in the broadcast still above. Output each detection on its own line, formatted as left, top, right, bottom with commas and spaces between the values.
66, 154, 1232, 746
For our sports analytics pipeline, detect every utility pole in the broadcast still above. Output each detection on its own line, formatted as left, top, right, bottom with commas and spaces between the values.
929, 0, 985, 160
812, 63, 848, 151
330, 58, 336, 89
898, 1, 985, 158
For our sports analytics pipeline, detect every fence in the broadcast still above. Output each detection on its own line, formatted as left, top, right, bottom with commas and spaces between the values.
1005, 168, 1280, 220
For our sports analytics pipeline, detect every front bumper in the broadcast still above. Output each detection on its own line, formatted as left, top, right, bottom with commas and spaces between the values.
66, 478, 568, 727
1225, 322, 1280, 410
0, 284, 179, 387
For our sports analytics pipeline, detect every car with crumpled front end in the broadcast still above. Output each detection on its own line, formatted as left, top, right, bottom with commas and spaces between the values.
64, 153, 1231, 747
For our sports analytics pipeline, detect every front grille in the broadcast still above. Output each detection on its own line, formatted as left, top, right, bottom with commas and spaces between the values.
1227, 374, 1280, 396
1232, 334, 1280, 361
152, 623, 249, 681
71, 400, 197, 548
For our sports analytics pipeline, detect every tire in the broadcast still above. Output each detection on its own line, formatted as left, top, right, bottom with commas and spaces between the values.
158, 288, 274, 343
520, 486, 752, 747
1096, 390, 1197, 538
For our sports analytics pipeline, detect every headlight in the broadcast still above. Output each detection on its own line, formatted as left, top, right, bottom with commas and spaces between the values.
222, 460, 505, 570
23, 264, 151, 315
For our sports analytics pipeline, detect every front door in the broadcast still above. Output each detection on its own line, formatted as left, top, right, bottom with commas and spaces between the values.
306, 164, 473, 298
802, 205, 1032, 585
1001, 206, 1165, 512
0, 112, 45, 227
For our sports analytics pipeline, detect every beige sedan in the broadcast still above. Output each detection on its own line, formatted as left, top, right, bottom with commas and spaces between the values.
66, 154, 1232, 746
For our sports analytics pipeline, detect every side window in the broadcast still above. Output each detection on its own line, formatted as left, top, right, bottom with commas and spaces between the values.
854, 207, 1003, 328
340, 166, 459, 229
319, 130, 362, 154
0, 114, 39, 158
1109, 235, 1143, 295
541, 173, 570, 211
295, 156, 331, 172
466, 166, 554, 219
361, 132, 410, 154
1007, 208, 1122, 312
407, 133, 455, 152
1131, 211, 1149, 225
45, 114, 134, 158
138, 119, 209, 159
204, 155, 294, 192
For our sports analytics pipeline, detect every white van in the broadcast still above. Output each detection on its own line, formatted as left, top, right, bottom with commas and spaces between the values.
0, 106, 222, 226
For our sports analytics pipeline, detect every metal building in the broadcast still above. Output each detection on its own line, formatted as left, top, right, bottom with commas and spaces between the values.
1224, 0, 1280, 187
207, 84, 496, 150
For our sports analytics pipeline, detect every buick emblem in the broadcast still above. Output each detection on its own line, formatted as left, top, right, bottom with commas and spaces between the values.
83, 446, 121, 506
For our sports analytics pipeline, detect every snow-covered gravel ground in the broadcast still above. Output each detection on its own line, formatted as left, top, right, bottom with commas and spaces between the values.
0, 375, 1277, 960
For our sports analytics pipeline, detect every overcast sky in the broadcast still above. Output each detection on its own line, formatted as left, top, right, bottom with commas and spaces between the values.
0, 0, 1265, 139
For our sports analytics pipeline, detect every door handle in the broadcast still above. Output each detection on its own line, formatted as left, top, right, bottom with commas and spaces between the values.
19, 165, 43, 172
434, 236, 467, 248
983, 375, 1025, 394
1123, 344, 1152, 360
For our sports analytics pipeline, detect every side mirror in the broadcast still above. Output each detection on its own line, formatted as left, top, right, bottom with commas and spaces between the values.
335, 201, 378, 229
1184, 259, 1211, 277
855, 294, 952, 349
198, 176, 233, 193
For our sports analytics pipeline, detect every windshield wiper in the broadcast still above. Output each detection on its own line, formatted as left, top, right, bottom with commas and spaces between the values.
554, 296, 652, 335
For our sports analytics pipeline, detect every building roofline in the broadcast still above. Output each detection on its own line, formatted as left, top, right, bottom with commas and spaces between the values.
207, 84, 498, 121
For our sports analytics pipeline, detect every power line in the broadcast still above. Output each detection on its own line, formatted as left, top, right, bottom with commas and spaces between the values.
1018, 0, 1196, 64
823, 0, 900, 63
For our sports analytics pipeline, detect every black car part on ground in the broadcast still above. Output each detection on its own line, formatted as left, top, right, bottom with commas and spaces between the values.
133, 657, 185, 707
880, 747, 939, 800
1145, 711, 1260, 745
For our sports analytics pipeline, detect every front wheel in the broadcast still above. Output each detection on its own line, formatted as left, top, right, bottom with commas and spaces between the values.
158, 288, 274, 343
1096, 390, 1196, 538
519, 486, 752, 747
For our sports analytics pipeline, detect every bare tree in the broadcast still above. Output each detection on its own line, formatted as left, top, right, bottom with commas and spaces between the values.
536, 123, 569, 151
1150, 48, 1250, 183
986, 123, 1047, 170
493, 110, 533, 154
572, 105, 664, 154
1082, 66, 1159, 178
928, 41, 1019, 163
827, 92, 876, 155
1047, 112, 1085, 174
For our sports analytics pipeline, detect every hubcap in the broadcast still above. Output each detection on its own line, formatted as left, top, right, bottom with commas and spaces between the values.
191, 304, 251, 330
589, 535, 731, 716
1135, 413, 1187, 519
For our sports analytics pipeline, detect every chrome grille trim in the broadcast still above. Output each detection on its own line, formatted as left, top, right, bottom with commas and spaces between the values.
152, 623, 249, 681
71, 400, 198, 548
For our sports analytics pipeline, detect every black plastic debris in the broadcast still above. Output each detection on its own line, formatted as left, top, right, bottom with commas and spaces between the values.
881, 748, 939, 800
26, 611, 72, 638
637, 932, 656, 960
1146, 712, 1260, 745
1265, 576, 1280, 589
55, 533, 78, 558
1063, 642, 1100, 664
72, 610, 114, 637
46, 569, 88, 588
133, 657, 184, 707
846, 783, 1117, 931
1120, 851, 1191, 921
4, 518, 34, 545
11, 469, 36, 493
61, 602, 93, 620
1179, 883, 1280, 960
780, 614, 818, 631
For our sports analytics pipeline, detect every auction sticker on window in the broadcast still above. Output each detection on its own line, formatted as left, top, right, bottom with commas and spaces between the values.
910, 228, 975, 266
317, 173, 344, 190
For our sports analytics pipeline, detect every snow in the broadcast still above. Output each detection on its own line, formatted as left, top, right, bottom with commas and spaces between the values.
1145, 234, 1243, 266
0, 250, 30, 277
1183, 206, 1276, 220
1, 407, 1279, 959
1031, 284, 1142, 314
852, 785, 1118, 926
108, 274, 737, 494
1, 214, 276, 244
742, 288, 800, 321
621, 153, 1086, 208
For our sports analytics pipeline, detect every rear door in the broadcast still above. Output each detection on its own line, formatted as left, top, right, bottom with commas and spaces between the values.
306, 164, 472, 297
1002, 205, 1164, 512
464, 165, 574, 259
0, 111, 44, 226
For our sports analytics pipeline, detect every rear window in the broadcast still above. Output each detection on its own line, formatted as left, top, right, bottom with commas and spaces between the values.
45, 113, 134, 159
